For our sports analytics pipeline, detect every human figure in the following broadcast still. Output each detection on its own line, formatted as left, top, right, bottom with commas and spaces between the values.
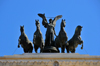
38, 13, 62, 46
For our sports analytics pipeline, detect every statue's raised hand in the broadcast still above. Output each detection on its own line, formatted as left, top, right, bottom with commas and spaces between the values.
38, 13, 45, 19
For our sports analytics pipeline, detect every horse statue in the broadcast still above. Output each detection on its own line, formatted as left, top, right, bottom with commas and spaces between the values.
66, 25, 83, 53
18, 25, 33, 53
33, 20, 44, 53
55, 19, 68, 53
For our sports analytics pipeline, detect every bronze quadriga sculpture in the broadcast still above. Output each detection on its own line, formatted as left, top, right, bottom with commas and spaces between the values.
18, 13, 83, 53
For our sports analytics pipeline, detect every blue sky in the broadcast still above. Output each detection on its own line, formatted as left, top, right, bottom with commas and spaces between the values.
0, 0, 100, 56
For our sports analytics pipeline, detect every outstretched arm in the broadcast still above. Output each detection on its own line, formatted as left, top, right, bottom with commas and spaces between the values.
38, 13, 48, 28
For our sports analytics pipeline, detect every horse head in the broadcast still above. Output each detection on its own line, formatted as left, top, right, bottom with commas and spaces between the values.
61, 19, 66, 28
19, 25, 29, 47
20, 25, 24, 33
75, 25, 83, 35
35, 20, 40, 28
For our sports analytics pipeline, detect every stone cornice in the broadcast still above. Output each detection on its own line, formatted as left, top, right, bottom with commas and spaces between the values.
0, 53, 100, 66
0, 61, 100, 66
0, 53, 100, 60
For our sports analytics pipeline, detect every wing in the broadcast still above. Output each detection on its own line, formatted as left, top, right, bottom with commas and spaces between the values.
38, 13, 48, 28
52, 15, 62, 27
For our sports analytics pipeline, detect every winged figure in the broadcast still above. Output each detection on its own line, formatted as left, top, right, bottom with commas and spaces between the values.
38, 13, 62, 46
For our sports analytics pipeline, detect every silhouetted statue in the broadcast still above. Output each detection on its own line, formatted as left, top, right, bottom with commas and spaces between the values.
33, 20, 44, 53
38, 13, 62, 46
18, 26, 33, 53
55, 19, 68, 53
38, 13, 62, 53
66, 25, 83, 53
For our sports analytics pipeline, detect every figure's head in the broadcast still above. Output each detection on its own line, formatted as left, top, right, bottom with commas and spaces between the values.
49, 19, 52, 23
35, 20, 40, 27
20, 25, 24, 32
75, 25, 83, 35
61, 19, 66, 27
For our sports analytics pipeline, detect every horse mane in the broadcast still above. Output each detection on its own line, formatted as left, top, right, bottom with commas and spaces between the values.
74, 25, 82, 36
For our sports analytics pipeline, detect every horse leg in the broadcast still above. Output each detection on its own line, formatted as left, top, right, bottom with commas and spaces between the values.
40, 46, 43, 53
24, 49, 28, 53
63, 43, 66, 53
66, 46, 69, 53
71, 46, 75, 53
67, 49, 69, 53
35, 48, 37, 53
40, 42, 44, 53
30, 47, 33, 53
62, 45, 65, 53
29, 46, 33, 53
61, 43, 64, 53
28, 43, 33, 53
71, 49, 75, 53
34, 45, 38, 53
56, 46, 60, 53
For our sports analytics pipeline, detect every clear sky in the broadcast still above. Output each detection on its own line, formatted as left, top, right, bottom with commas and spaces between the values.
0, 0, 100, 56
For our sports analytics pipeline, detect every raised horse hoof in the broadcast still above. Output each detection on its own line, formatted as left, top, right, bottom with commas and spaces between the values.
18, 45, 20, 48
81, 47, 83, 49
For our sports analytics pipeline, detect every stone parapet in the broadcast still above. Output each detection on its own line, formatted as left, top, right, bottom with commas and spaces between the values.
0, 53, 100, 66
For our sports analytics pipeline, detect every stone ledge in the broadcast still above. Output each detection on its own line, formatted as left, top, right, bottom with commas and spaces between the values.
0, 53, 100, 66
2, 53, 100, 60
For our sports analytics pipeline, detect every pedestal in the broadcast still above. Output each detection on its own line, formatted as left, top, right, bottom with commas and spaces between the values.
42, 46, 58, 53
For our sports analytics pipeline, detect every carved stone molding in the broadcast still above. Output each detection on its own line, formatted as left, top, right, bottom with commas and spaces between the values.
0, 53, 100, 66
